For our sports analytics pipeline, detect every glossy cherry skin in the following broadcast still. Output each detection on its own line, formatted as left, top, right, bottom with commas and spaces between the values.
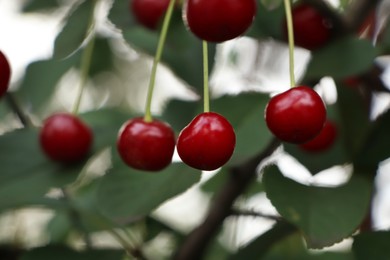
130, 0, 171, 30
184, 0, 257, 42
265, 86, 326, 144
117, 118, 176, 171
40, 113, 93, 163
299, 119, 337, 152
284, 3, 332, 50
177, 112, 236, 171
0, 50, 11, 98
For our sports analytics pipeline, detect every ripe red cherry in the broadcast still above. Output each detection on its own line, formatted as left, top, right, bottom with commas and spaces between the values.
265, 86, 326, 144
40, 113, 93, 163
184, 0, 257, 42
177, 112, 236, 171
284, 3, 332, 50
299, 119, 337, 152
0, 50, 11, 98
117, 118, 175, 171
130, 0, 170, 30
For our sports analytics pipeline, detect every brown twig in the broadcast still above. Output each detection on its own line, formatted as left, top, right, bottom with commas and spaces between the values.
343, 0, 381, 33
229, 208, 282, 221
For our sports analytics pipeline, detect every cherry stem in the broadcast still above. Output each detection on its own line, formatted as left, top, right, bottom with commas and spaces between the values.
203, 41, 210, 113
283, 0, 296, 88
5, 93, 33, 128
62, 188, 146, 258
61, 188, 92, 249
144, 0, 176, 123
72, 1, 97, 115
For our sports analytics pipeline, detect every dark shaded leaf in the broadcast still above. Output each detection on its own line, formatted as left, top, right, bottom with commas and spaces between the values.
246, 1, 285, 39
160, 99, 198, 134
263, 165, 372, 248
53, 0, 95, 59
263, 232, 354, 260
204, 240, 231, 260
97, 161, 201, 219
0, 129, 83, 211
212, 93, 273, 166
337, 85, 371, 158
229, 221, 296, 260
355, 109, 390, 169
353, 231, 390, 260
21, 245, 124, 260
87, 36, 115, 77
305, 37, 376, 80
145, 216, 185, 242
80, 108, 132, 151
16, 57, 78, 112
22, 0, 62, 13
46, 211, 72, 243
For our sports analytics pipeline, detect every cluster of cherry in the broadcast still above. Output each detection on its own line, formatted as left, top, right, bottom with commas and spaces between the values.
0, 0, 339, 174
120, 0, 337, 172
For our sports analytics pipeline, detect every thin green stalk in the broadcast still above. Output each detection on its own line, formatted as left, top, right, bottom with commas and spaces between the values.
72, 0, 97, 115
62, 187, 146, 259
5, 93, 33, 128
203, 41, 210, 113
61, 188, 92, 249
108, 229, 146, 259
144, 0, 176, 122
72, 35, 96, 115
283, 0, 296, 88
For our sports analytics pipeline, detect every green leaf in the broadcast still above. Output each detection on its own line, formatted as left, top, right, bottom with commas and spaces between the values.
108, 0, 215, 90
0, 129, 83, 211
229, 221, 297, 260
264, 232, 354, 260
97, 161, 201, 219
212, 93, 273, 166
21, 245, 124, 260
284, 105, 350, 174
355, 109, 390, 169
160, 99, 198, 134
336, 85, 370, 159
352, 231, 390, 260
205, 240, 231, 260
53, 0, 95, 59
46, 211, 72, 243
144, 216, 185, 242
16, 57, 78, 112
22, 0, 62, 12
87, 36, 115, 77
263, 165, 372, 249
246, 1, 285, 39
80, 108, 132, 151
305, 37, 376, 80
